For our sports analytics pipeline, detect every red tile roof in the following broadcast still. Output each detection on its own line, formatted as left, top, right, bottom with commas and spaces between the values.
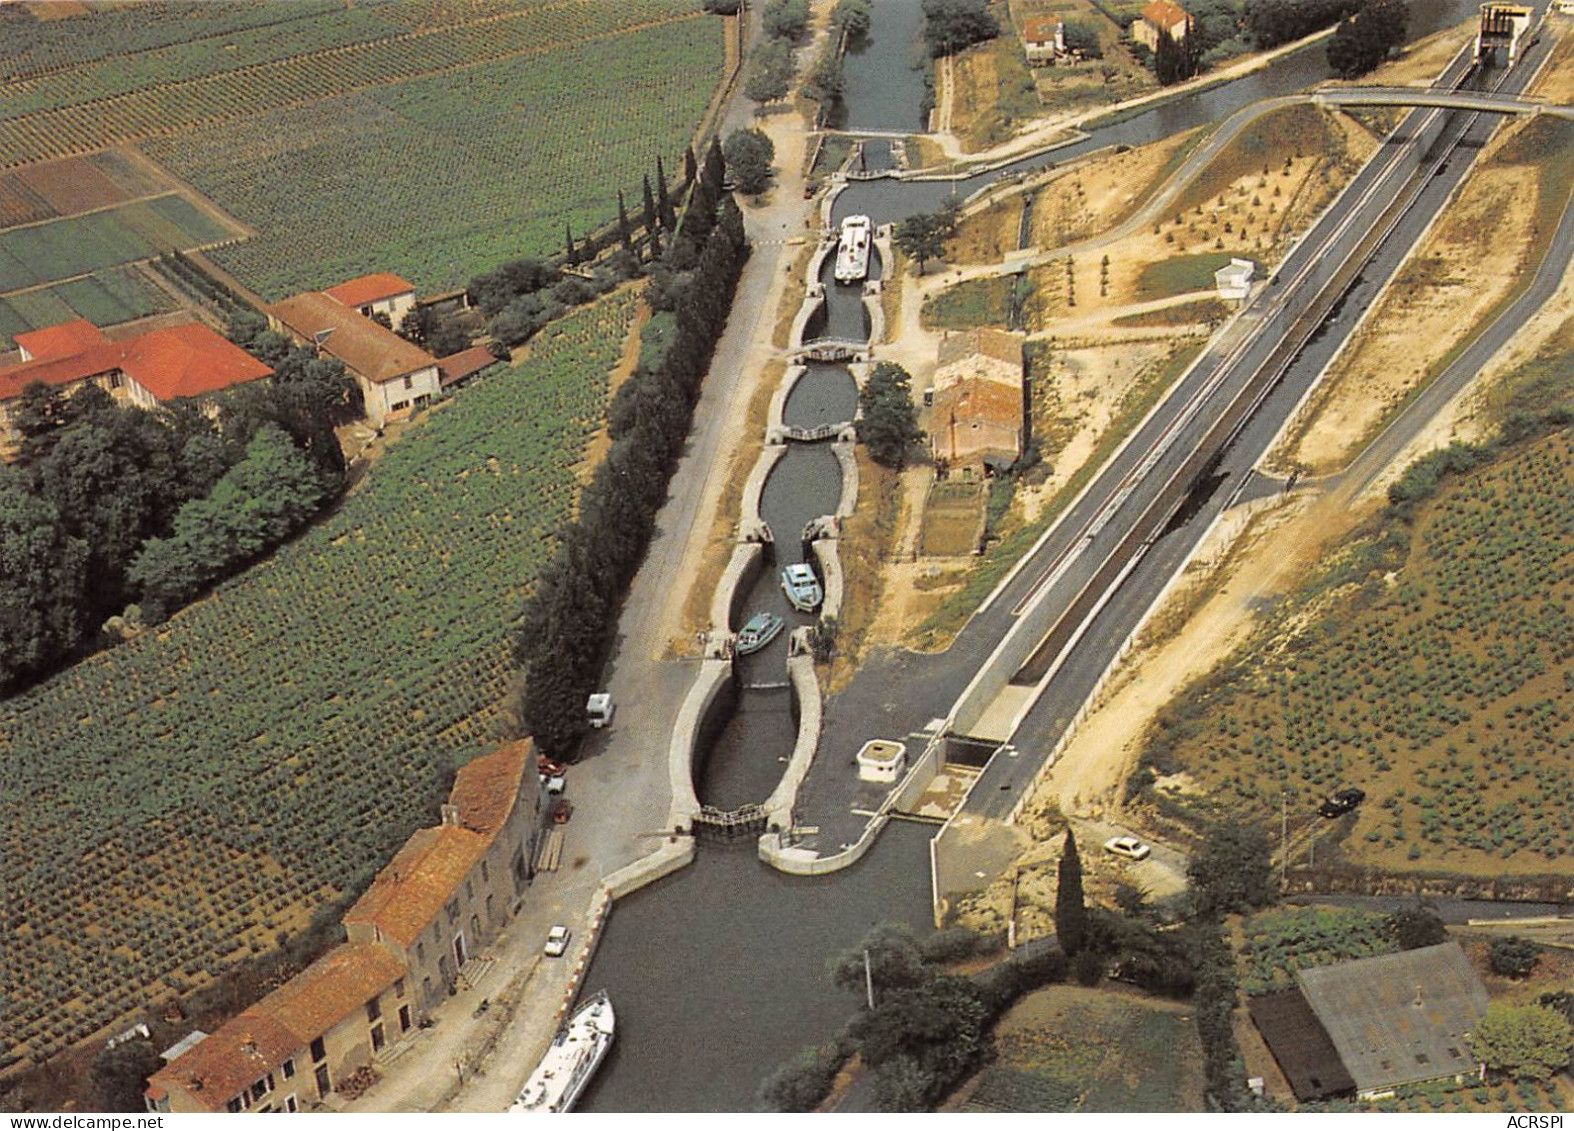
14, 318, 106, 362
324, 273, 415, 310
147, 943, 406, 1112
269, 292, 435, 385
0, 321, 271, 404
1141, 0, 1190, 32
342, 741, 531, 947
1021, 17, 1061, 43
437, 345, 498, 387
932, 376, 1024, 464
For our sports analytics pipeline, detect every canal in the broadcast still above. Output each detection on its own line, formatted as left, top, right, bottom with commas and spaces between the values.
580, 0, 1489, 1110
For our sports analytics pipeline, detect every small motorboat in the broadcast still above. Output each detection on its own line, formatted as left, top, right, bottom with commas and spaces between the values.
734, 612, 785, 655
780, 563, 823, 613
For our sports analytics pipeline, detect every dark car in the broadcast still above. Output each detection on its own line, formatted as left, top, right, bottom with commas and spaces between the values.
1319, 787, 1366, 818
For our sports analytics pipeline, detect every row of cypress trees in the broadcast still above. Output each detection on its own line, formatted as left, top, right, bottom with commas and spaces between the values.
512, 141, 750, 759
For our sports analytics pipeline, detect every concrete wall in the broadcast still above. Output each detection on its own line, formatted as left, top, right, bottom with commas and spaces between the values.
769, 365, 808, 431
789, 285, 827, 352
710, 540, 767, 635
830, 440, 859, 518
740, 441, 786, 530
761, 643, 822, 831
665, 659, 731, 832
811, 536, 844, 623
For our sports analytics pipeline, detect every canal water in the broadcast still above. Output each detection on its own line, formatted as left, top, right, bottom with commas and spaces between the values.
580, 0, 1489, 1110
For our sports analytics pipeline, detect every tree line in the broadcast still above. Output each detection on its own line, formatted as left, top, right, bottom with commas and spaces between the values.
0, 321, 359, 693
511, 140, 750, 759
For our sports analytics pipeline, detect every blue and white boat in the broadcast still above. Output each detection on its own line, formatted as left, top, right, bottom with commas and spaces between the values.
780, 563, 823, 613
735, 612, 785, 655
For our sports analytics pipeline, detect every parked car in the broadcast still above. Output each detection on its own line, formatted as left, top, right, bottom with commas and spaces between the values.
539, 773, 566, 795
1319, 787, 1366, 818
544, 925, 571, 957
552, 797, 574, 824
1103, 836, 1151, 861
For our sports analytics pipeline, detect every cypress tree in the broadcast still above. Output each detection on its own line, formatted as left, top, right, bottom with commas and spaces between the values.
641, 174, 658, 234
656, 155, 676, 229
617, 189, 634, 253
684, 145, 698, 186
649, 225, 663, 261
703, 138, 727, 192
1055, 829, 1088, 956
564, 222, 577, 265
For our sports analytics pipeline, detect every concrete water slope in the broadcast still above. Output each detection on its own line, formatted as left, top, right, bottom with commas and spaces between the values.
968, 31, 1569, 825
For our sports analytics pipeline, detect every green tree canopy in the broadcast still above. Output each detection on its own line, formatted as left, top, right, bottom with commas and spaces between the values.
1327, 0, 1407, 79
762, 0, 809, 40
1388, 903, 1448, 950
1468, 1003, 1574, 1081
857, 361, 924, 469
0, 469, 89, 691
1488, 936, 1542, 979
723, 127, 775, 194
892, 201, 959, 275
920, 0, 998, 57
745, 38, 796, 106
831, 0, 872, 37
1187, 822, 1275, 914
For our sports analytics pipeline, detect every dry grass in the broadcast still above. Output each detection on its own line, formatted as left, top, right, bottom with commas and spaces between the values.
824, 448, 905, 694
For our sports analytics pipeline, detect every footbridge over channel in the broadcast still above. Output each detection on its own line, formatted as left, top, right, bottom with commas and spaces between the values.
1310, 86, 1574, 119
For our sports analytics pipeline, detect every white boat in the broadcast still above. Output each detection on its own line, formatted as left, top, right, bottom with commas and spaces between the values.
735, 612, 785, 655
834, 214, 872, 284
780, 563, 823, 613
509, 991, 615, 1113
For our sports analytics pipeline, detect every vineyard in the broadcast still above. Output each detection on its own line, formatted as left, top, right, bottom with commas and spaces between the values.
145, 18, 720, 299
0, 291, 636, 1072
1140, 428, 1574, 872
0, 0, 723, 301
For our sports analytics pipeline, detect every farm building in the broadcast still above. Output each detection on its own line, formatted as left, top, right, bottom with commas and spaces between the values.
930, 328, 1027, 477
1251, 942, 1490, 1101
0, 318, 272, 452
324, 272, 418, 330
147, 741, 542, 1114
342, 739, 543, 1015
268, 291, 440, 427
1021, 17, 1067, 65
1134, 0, 1192, 51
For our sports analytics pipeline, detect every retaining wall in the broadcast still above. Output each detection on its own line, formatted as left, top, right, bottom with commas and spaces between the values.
665, 659, 731, 831
761, 641, 823, 832
740, 441, 787, 529
710, 540, 768, 635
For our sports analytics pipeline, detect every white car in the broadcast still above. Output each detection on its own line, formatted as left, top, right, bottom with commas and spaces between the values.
544, 925, 571, 957
1104, 836, 1151, 861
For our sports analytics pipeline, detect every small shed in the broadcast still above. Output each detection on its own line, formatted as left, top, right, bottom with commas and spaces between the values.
1215, 257, 1255, 302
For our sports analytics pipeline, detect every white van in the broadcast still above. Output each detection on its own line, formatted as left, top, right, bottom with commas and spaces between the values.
586, 693, 615, 729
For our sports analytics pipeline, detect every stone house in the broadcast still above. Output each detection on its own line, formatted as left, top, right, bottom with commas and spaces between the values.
324, 273, 418, 330
341, 739, 542, 1013
0, 319, 272, 453
930, 328, 1027, 477
268, 291, 440, 427
146, 741, 541, 1113
1134, 0, 1192, 52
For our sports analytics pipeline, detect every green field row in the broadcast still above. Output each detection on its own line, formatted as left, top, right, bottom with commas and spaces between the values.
149, 17, 722, 299
0, 265, 174, 349
0, 193, 233, 292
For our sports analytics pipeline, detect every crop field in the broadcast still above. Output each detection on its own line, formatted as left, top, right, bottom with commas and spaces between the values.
1238, 907, 1397, 995
0, 0, 723, 301
0, 291, 636, 1071
1140, 428, 1574, 872
962, 985, 1204, 1112
0, 265, 175, 347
